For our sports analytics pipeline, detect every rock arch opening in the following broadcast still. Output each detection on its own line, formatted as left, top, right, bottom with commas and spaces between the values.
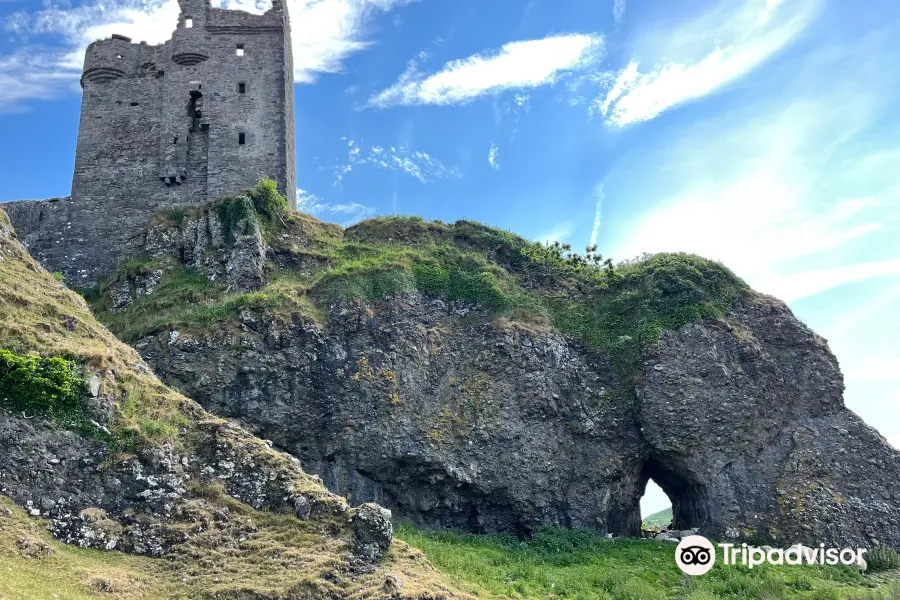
639, 456, 711, 532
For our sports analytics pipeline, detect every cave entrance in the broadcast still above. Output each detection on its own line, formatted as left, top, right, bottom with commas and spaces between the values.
639, 457, 710, 532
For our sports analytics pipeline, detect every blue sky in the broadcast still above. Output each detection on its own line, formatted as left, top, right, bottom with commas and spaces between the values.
1, 0, 899, 515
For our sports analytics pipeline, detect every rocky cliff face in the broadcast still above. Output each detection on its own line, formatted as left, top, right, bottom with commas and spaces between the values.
136, 295, 644, 535
90, 199, 900, 552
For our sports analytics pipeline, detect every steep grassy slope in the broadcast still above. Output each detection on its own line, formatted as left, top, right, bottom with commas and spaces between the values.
0, 208, 473, 599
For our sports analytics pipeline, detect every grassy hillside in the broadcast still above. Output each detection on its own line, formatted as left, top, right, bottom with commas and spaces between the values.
644, 507, 674, 528
3, 493, 897, 600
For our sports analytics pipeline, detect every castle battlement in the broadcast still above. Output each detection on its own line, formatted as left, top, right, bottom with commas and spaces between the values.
4, 0, 296, 287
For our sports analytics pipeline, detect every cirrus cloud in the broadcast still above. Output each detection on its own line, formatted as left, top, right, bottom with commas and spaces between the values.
595, 0, 819, 126
369, 33, 604, 108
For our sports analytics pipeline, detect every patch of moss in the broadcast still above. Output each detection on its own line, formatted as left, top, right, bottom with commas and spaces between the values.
545, 252, 747, 382
216, 194, 260, 246
114, 253, 156, 280
165, 205, 187, 224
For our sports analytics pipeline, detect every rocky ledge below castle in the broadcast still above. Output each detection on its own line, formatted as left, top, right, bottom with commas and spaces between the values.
90, 199, 900, 551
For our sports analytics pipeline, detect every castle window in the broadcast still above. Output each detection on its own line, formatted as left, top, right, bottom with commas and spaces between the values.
238, 132, 246, 145
185, 18, 193, 28
236, 44, 245, 57
238, 82, 246, 94
173, 137, 178, 144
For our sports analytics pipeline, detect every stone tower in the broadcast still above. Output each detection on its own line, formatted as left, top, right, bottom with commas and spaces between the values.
4, 0, 296, 287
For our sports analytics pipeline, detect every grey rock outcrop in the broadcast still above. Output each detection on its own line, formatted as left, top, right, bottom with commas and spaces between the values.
132, 289, 900, 549
136, 296, 643, 535
0, 410, 390, 557
636, 297, 900, 548
107, 199, 266, 310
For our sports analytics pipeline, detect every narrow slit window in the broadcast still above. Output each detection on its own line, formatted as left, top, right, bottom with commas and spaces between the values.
236, 44, 245, 57
238, 132, 246, 145
238, 82, 246, 94
185, 17, 193, 28
173, 137, 178, 144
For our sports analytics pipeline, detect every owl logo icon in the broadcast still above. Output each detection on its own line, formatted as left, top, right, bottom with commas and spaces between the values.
675, 535, 716, 575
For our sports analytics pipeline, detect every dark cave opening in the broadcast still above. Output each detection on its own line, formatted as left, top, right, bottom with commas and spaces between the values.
640, 457, 710, 532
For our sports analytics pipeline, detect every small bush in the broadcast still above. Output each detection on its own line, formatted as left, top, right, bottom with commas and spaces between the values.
0, 350, 102, 438
216, 195, 259, 245
866, 547, 900, 573
115, 254, 155, 279
51, 272, 65, 282
249, 177, 287, 222
0, 349, 86, 419
166, 206, 187, 223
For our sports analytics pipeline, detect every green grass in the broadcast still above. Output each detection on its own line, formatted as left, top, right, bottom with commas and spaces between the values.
396, 525, 900, 600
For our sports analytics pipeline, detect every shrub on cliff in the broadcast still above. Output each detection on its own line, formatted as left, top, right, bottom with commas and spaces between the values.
249, 177, 287, 222
0, 349, 96, 434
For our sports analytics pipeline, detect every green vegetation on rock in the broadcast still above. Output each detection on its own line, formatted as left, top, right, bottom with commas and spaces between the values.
867, 548, 900, 574
92, 206, 750, 388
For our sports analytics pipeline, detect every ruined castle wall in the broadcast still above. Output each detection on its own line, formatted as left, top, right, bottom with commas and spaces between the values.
1, 198, 84, 281
6, 0, 295, 287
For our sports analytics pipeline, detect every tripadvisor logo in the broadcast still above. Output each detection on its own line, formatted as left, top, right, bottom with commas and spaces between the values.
675, 536, 868, 575
676, 536, 716, 575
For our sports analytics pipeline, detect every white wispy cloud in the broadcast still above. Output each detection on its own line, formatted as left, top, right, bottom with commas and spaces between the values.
594, 0, 818, 126
589, 183, 604, 248
335, 138, 461, 184
760, 258, 900, 303
1, 0, 418, 111
536, 222, 573, 245
613, 0, 626, 24
488, 143, 500, 170
368, 33, 604, 107
609, 65, 900, 305
289, 0, 420, 83
296, 188, 374, 225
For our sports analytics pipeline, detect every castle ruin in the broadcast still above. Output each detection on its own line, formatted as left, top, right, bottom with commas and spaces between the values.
4, 0, 296, 287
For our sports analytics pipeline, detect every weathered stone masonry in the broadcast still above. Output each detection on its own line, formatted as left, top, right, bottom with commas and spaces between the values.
3, 0, 296, 287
